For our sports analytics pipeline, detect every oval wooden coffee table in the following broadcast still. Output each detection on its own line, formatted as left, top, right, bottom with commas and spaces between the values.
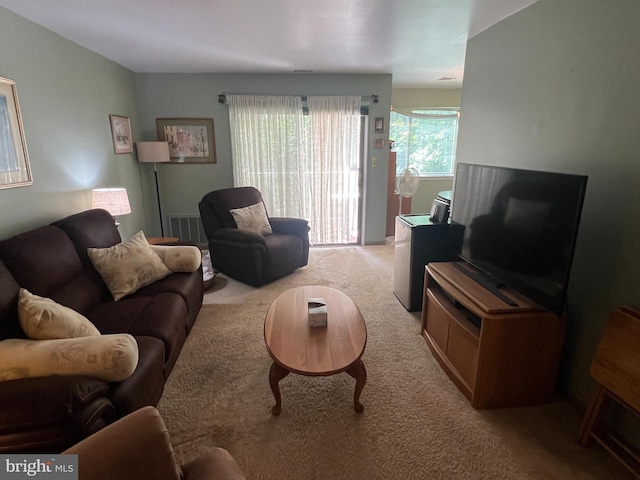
264, 285, 367, 415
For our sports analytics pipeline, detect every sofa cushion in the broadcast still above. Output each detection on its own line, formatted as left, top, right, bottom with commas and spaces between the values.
88, 231, 171, 301
230, 202, 273, 235
18, 289, 100, 340
88, 293, 188, 375
150, 245, 201, 272
0, 334, 139, 383
133, 271, 203, 332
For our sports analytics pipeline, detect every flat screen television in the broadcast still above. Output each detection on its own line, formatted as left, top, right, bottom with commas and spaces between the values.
450, 163, 587, 316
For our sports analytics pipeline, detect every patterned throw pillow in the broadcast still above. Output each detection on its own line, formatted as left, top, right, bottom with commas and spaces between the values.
18, 289, 101, 339
150, 245, 201, 272
0, 334, 139, 383
229, 202, 273, 236
88, 231, 171, 301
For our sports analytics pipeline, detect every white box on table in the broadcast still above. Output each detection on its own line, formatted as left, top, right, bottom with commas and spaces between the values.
308, 298, 327, 327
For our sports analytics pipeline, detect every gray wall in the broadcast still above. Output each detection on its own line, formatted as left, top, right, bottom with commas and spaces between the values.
0, 7, 148, 241
457, 0, 640, 402
135, 73, 392, 244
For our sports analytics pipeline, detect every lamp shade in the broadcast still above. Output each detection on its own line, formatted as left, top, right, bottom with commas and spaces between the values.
92, 188, 131, 216
136, 142, 170, 163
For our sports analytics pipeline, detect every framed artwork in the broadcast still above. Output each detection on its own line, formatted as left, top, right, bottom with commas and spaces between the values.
109, 115, 133, 154
156, 118, 216, 163
374, 117, 385, 133
0, 77, 32, 189
373, 138, 385, 149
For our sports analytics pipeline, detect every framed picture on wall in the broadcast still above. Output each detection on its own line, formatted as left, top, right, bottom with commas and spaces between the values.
156, 117, 216, 163
0, 77, 32, 189
374, 117, 385, 133
374, 138, 385, 149
109, 114, 133, 154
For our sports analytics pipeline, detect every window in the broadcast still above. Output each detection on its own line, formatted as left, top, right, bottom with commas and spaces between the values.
390, 108, 459, 177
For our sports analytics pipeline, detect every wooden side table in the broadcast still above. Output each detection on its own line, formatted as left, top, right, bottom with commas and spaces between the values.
147, 236, 179, 245
578, 306, 640, 477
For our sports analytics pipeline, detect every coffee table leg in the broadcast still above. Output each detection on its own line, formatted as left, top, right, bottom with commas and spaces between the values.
269, 361, 290, 415
346, 359, 367, 413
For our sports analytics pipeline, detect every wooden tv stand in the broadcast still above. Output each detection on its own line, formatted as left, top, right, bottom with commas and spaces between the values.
421, 262, 566, 409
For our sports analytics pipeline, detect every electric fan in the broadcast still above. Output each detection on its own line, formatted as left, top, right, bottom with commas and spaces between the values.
395, 167, 420, 216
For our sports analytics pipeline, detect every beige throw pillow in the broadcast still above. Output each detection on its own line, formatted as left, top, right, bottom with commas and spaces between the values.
0, 334, 139, 383
18, 289, 100, 339
150, 245, 201, 272
229, 202, 273, 236
88, 231, 171, 301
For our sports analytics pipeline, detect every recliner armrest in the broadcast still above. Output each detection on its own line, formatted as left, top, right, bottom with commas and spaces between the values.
210, 228, 265, 244
64, 406, 181, 480
269, 217, 310, 237
64, 406, 246, 480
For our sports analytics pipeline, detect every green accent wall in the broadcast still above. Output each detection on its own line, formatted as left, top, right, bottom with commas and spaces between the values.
0, 7, 147, 241
135, 73, 392, 244
457, 0, 640, 403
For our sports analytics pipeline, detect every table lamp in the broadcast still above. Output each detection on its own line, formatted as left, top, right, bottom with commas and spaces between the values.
136, 141, 171, 236
92, 187, 131, 227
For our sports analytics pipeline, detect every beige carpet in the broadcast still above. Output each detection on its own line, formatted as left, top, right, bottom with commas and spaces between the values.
158, 245, 631, 479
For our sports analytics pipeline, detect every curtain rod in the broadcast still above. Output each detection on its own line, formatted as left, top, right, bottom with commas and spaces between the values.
218, 94, 378, 104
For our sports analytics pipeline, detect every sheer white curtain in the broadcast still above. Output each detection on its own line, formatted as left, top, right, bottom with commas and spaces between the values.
228, 94, 362, 245
306, 96, 361, 244
227, 95, 306, 218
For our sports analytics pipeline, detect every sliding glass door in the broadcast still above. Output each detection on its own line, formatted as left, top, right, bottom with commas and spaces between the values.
228, 95, 363, 245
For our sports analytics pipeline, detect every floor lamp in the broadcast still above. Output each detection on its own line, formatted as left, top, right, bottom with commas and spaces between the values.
136, 141, 171, 236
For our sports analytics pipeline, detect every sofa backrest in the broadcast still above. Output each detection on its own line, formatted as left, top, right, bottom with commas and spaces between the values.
0, 259, 23, 340
52, 209, 122, 268
0, 225, 83, 296
0, 209, 122, 340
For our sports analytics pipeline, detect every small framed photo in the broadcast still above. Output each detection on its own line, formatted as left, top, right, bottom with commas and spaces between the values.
156, 118, 216, 164
374, 117, 385, 133
373, 138, 385, 149
0, 77, 32, 189
109, 115, 133, 154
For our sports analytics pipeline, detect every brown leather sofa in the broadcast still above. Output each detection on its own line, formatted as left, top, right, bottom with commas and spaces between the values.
199, 186, 310, 287
64, 406, 245, 480
0, 209, 203, 453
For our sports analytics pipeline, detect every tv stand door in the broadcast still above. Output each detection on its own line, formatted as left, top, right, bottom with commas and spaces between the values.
421, 262, 566, 409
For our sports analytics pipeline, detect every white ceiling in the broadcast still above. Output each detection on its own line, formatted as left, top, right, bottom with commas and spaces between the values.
0, 0, 537, 88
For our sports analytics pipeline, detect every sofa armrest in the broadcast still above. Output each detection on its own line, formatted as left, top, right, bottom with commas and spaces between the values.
269, 217, 310, 237
210, 228, 265, 244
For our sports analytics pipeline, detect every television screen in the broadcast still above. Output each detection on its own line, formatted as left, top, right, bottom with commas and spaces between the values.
451, 163, 587, 316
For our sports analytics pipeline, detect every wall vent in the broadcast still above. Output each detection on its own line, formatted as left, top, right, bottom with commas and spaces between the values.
168, 215, 208, 246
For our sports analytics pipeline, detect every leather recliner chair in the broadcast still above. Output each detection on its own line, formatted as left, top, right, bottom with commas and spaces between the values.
198, 187, 310, 287
64, 406, 245, 480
